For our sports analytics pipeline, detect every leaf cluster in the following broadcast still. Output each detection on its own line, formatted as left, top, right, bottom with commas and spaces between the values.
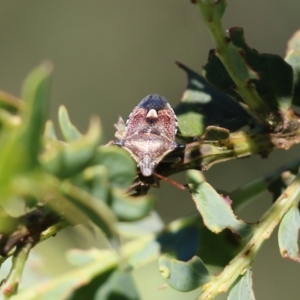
0, 1, 299, 300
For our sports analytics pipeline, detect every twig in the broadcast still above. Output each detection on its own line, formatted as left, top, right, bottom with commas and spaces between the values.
128, 127, 300, 194
197, 171, 300, 299
0, 209, 70, 267
194, 0, 280, 129
1, 243, 33, 298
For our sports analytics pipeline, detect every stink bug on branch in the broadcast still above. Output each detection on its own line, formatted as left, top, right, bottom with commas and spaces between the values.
112, 94, 185, 188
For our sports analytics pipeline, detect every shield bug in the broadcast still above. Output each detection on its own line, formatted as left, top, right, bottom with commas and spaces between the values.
113, 94, 185, 178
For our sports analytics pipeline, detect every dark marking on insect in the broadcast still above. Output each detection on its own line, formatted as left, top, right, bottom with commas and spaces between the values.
112, 94, 185, 177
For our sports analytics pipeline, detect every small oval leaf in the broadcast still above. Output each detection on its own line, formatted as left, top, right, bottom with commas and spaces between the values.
285, 30, 300, 107
188, 170, 252, 238
228, 269, 256, 300
203, 126, 230, 141
159, 255, 210, 292
278, 206, 300, 262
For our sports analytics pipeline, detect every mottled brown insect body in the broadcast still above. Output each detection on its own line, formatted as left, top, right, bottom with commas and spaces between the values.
113, 94, 184, 177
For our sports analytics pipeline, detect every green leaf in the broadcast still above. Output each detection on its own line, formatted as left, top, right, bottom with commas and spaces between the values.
159, 255, 210, 292
94, 146, 136, 190
21, 61, 53, 167
69, 165, 148, 223
40, 117, 100, 178
0, 109, 21, 129
228, 269, 255, 300
287, 30, 300, 52
44, 120, 58, 141
285, 30, 300, 106
58, 106, 83, 142
174, 63, 251, 138
95, 269, 140, 300
60, 181, 118, 238
67, 250, 144, 300
285, 50, 300, 106
68, 270, 114, 300
203, 126, 230, 141
12, 237, 155, 300
203, 27, 293, 112
128, 239, 160, 268
67, 248, 101, 267
278, 206, 300, 262
0, 63, 52, 189
0, 90, 23, 112
12, 248, 118, 300
111, 189, 154, 221
188, 170, 252, 238
197, 224, 242, 267
157, 222, 199, 262
67, 251, 141, 300
82, 165, 110, 202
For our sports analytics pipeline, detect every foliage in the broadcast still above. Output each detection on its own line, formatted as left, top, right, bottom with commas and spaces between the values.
0, 1, 299, 299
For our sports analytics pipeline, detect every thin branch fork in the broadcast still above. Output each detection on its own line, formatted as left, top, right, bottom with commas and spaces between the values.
128, 127, 300, 195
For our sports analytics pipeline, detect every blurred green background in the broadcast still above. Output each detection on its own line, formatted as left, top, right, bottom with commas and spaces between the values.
0, 1, 300, 299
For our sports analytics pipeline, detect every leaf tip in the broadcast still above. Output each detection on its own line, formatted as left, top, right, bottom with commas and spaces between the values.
159, 265, 170, 279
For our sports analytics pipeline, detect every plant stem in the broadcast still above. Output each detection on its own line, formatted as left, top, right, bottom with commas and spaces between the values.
194, 0, 280, 128
197, 172, 300, 299
1, 243, 32, 298
179, 130, 272, 172
0, 218, 71, 270
39, 219, 70, 242
132, 127, 300, 194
